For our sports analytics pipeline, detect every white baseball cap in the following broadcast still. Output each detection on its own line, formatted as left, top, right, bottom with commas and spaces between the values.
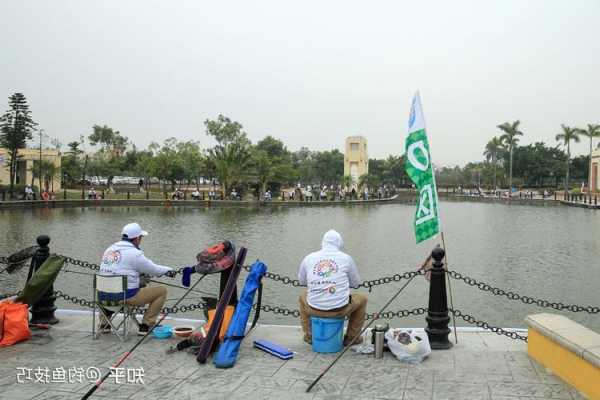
121, 222, 148, 239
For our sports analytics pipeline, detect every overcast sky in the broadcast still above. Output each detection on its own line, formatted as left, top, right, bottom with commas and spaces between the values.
1, 1, 599, 166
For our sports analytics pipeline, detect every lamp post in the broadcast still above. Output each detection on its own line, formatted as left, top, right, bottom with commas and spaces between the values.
38, 129, 44, 193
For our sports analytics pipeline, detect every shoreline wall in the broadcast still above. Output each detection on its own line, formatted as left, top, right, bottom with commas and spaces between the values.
0, 192, 597, 210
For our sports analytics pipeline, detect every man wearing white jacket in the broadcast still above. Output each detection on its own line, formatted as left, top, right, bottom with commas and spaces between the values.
298, 229, 368, 345
99, 222, 174, 335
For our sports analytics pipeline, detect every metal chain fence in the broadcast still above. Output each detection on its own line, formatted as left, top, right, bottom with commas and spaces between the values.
448, 270, 600, 314
449, 308, 528, 341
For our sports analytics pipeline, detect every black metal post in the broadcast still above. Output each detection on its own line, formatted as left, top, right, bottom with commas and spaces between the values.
27, 235, 59, 325
146, 189, 149, 200
127, 190, 130, 200
426, 246, 452, 350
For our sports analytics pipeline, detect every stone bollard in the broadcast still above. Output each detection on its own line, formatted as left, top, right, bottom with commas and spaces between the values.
426, 246, 452, 350
27, 235, 59, 325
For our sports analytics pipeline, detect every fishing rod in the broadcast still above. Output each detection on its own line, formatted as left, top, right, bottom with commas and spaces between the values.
148, 279, 214, 296
306, 256, 429, 393
62, 269, 212, 297
80, 272, 208, 400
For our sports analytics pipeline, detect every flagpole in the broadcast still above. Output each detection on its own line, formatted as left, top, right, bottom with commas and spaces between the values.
419, 91, 457, 344
441, 231, 458, 344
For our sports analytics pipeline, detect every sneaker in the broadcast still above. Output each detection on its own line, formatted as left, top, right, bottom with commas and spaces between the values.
99, 322, 112, 333
137, 323, 150, 336
138, 323, 162, 336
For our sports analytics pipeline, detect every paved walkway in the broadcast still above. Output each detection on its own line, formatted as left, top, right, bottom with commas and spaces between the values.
0, 311, 584, 400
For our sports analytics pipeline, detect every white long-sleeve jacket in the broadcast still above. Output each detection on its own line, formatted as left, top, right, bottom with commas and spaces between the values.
298, 230, 362, 310
99, 240, 172, 294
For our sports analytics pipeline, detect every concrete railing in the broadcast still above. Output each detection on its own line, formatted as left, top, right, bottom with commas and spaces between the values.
525, 313, 600, 400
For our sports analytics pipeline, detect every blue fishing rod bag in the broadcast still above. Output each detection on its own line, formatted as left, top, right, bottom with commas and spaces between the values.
214, 260, 267, 368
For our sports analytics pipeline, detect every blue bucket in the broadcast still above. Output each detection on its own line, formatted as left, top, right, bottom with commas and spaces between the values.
311, 317, 344, 353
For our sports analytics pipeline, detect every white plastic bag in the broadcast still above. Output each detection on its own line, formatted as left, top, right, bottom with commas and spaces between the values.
385, 328, 431, 364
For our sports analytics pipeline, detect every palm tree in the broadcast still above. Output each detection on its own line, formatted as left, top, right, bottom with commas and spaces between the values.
577, 124, 600, 192
252, 149, 276, 200
483, 136, 503, 189
43, 161, 59, 192
497, 121, 524, 195
341, 175, 352, 190
555, 124, 580, 192
208, 139, 252, 198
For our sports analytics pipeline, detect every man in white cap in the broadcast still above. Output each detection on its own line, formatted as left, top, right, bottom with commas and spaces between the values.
298, 229, 368, 346
99, 222, 174, 335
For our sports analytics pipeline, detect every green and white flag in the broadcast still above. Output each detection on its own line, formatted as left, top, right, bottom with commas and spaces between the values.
405, 92, 441, 243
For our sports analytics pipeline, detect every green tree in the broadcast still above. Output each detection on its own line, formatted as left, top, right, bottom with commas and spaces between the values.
292, 147, 316, 184
381, 155, 408, 187
42, 161, 59, 192
497, 120, 524, 194
0, 93, 38, 194
483, 136, 503, 189
358, 173, 380, 191
577, 124, 600, 191
205, 115, 252, 196
88, 124, 128, 157
313, 150, 344, 185
252, 136, 295, 197
176, 140, 204, 188
555, 124, 580, 191
341, 175, 352, 189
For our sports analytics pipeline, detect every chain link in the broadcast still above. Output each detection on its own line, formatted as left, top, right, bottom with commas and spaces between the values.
360, 270, 425, 292
0, 291, 21, 300
366, 307, 428, 320
61, 256, 101, 271
448, 270, 600, 314
449, 308, 528, 341
53, 289, 207, 315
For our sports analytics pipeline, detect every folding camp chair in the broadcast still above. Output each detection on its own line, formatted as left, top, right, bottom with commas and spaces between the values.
92, 274, 139, 341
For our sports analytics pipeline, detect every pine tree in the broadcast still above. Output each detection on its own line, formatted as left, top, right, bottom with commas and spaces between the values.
0, 93, 38, 195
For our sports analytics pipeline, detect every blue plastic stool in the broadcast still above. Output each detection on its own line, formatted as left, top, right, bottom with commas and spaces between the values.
311, 317, 344, 353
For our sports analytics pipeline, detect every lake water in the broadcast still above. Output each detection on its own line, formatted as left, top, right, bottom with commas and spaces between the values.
1, 201, 599, 331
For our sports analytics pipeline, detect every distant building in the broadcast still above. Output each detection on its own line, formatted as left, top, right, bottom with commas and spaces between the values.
344, 136, 368, 186
0, 148, 62, 191
591, 147, 600, 192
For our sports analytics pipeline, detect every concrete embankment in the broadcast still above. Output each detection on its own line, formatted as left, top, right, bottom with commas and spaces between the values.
0, 196, 399, 210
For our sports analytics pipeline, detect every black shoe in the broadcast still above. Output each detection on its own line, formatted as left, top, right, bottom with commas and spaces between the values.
138, 323, 162, 336
138, 323, 150, 336
99, 322, 111, 333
